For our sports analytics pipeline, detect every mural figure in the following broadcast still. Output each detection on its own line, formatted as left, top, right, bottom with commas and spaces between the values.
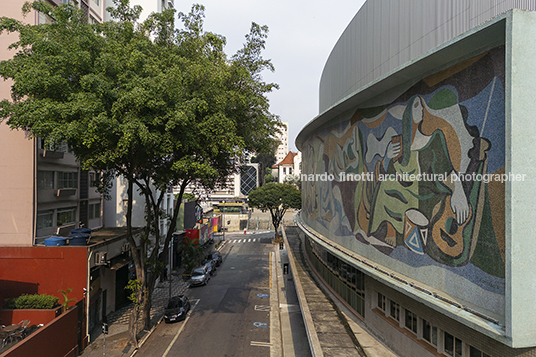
302, 48, 505, 280
355, 89, 491, 267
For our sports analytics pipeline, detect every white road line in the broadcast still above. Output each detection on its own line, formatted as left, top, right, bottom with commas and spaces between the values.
237, 239, 242, 243
248, 239, 251, 242
162, 299, 200, 357
252, 239, 256, 242
251, 341, 272, 347
232, 240, 237, 243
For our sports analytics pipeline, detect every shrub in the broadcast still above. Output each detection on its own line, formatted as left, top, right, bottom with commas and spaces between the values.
3, 294, 59, 309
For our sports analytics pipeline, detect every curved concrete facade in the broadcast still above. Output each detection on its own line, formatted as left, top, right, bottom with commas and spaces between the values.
318, 0, 536, 114
297, 1, 536, 355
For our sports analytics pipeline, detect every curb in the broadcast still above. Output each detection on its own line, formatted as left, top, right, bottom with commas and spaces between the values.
281, 225, 323, 357
130, 313, 165, 356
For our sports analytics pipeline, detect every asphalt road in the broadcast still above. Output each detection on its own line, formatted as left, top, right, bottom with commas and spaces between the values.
136, 231, 278, 357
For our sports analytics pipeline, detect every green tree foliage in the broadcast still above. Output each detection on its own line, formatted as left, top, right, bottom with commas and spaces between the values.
0, 0, 280, 340
248, 183, 301, 239
251, 152, 276, 186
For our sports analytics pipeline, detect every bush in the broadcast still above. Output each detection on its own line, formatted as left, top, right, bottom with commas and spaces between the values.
3, 294, 59, 310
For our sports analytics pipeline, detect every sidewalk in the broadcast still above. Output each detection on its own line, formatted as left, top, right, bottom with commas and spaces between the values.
282, 226, 398, 357
79, 270, 190, 357
80, 239, 222, 357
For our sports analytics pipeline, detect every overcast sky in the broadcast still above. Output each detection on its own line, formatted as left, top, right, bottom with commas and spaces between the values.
173, 0, 367, 152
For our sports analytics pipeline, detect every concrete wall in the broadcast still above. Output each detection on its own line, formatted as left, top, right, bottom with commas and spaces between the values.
318, 0, 536, 113
297, 7, 536, 349
0, 246, 87, 303
2, 306, 80, 357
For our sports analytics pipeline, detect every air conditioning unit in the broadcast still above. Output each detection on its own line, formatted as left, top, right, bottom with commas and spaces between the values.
121, 243, 130, 253
95, 252, 107, 266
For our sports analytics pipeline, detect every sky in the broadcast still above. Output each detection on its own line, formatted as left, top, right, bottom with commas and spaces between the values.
173, 0, 367, 152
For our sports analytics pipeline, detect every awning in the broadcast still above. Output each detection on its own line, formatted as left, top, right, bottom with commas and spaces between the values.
109, 254, 131, 270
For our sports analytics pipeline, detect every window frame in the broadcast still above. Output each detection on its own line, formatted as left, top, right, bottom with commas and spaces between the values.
37, 210, 54, 230
57, 207, 77, 227
389, 300, 400, 322
57, 171, 78, 189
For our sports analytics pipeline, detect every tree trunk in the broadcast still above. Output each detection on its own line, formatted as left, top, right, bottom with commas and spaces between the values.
128, 305, 138, 348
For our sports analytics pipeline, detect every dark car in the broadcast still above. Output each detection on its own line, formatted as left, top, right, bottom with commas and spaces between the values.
210, 252, 222, 267
164, 295, 190, 323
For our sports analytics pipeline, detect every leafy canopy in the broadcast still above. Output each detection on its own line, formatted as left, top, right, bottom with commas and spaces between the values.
248, 183, 301, 236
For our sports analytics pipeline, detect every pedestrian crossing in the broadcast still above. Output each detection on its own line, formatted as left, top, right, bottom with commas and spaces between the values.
228, 238, 265, 244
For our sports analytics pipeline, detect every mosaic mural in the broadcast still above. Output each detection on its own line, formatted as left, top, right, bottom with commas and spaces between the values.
302, 47, 506, 301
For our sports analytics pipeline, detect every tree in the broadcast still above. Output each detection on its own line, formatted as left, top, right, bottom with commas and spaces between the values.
0, 0, 280, 345
248, 183, 301, 239
251, 152, 277, 186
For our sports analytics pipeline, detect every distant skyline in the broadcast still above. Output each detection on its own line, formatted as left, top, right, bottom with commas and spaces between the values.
173, 0, 367, 152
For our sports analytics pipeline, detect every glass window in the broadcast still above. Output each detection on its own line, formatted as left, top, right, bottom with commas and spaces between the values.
444, 332, 462, 357
377, 292, 386, 311
422, 319, 437, 346
89, 203, 100, 220
470, 346, 490, 357
58, 171, 78, 189
38, 171, 54, 190
37, 210, 54, 229
405, 310, 417, 334
389, 301, 400, 321
57, 207, 76, 226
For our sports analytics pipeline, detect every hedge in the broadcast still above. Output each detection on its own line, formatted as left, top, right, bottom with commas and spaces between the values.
3, 294, 59, 310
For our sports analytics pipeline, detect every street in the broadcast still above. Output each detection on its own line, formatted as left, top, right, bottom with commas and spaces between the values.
135, 231, 278, 357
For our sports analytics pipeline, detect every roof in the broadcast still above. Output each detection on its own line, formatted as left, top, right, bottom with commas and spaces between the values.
272, 151, 297, 168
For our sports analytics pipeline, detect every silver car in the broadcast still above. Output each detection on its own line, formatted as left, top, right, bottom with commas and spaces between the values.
189, 266, 210, 286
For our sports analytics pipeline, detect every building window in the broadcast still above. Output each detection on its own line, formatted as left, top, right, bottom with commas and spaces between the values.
57, 207, 76, 226
37, 210, 54, 229
89, 203, 101, 220
377, 292, 386, 311
58, 171, 78, 189
389, 301, 400, 322
38, 171, 54, 189
469, 346, 490, 357
444, 332, 462, 357
422, 319, 438, 347
89, 172, 99, 187
404, 310, 417, 334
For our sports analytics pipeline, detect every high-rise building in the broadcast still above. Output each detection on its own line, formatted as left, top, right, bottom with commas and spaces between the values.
275, 121, 289, 163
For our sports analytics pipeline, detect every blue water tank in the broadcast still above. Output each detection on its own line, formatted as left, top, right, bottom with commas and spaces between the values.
44, 236, 67, 246
68, 233, 90, 246
70, 228, 92, 234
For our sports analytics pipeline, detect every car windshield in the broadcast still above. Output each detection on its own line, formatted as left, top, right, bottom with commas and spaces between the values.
166, 299, 182, 309
192, 271, 204, 277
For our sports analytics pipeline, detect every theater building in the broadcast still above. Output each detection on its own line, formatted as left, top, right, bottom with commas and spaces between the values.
296, 1, 536, 356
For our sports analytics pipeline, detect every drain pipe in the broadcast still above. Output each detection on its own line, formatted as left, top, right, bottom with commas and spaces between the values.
86, 249, 93, 345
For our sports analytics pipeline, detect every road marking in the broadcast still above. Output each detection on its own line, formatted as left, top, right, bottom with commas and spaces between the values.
248, 239, 251, 242
253, 321, 268, 328
162, 299, 200, 357
256, 293, 269, 298
255, 305, 271, 311
251, 341, 272, 347
269, 252, 272, 289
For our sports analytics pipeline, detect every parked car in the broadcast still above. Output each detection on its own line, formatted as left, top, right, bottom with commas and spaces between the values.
210, 252, 222, 267
189, 266, 210, 286
204, 260, 215, 275
164, 295, 190, 323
